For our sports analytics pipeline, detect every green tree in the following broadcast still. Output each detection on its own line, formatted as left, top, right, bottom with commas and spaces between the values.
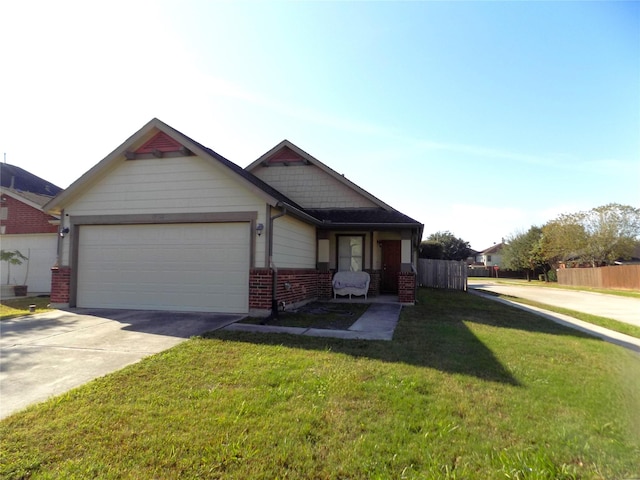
0, 249, 28, 285
541, 216, 588, 269
502, 227, 546, 281
418, 240, 443, 259
421, 231, 471, 261
542, 204, 640, 267
580, 203, 640, 266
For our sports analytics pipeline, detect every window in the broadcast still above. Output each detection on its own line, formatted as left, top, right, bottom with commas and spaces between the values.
487, 255, 492, 263
338, 235, 364, 271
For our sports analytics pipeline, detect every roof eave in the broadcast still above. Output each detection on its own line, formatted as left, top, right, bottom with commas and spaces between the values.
45, 118, 283, 214
2, 187, 59, 215
318, 222, 423, 229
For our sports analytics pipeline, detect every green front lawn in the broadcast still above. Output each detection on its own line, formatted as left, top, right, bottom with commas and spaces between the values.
0, 296, 52, 320
1, 288, 639, 479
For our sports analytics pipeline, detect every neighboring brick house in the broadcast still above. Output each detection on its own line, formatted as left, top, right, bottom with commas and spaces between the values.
1, 163, 62, 293
45, 118, 423, 314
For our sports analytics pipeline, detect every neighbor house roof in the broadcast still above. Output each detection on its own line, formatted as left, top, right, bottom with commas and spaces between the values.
1, 187, 59, 211
479, 242, 504, 255
0, 163, 62, 197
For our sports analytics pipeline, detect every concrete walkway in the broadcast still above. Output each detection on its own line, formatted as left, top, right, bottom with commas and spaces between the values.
469, 289, 640, 353
223, 303, 402, 340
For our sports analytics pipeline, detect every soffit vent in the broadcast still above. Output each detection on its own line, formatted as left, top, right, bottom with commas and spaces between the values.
262, 146, 309, 166
135, 131, 187, 155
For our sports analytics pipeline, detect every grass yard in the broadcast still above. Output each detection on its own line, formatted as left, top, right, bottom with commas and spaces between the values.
1, 288, 639, 479
0, 296, 52, 320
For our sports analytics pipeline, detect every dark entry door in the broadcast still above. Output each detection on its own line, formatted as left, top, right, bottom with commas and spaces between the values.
381, 240, 401, 293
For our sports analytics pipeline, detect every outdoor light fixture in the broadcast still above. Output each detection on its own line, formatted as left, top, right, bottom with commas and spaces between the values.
59, 227, 70, 237
256, 223, 264, 236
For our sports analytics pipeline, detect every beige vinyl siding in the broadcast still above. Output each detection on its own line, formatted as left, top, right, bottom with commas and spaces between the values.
272, 215, 316, 268
60, 155, 267, 266
67, 156, 266, 215
252, 164, 377, 209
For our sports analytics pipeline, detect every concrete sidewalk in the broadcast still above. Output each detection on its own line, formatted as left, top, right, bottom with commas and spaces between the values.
223, 303, 402, 340
468, 280, 640, 327
470, 289, 640, 353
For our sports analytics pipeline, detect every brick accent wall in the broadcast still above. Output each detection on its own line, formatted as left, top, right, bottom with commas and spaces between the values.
250, 268, 329, 309
366, 269, 381, 297
318, 271, 333, 300
0, 195, 58, 234
50, 266, 71, 304
276, 269, 319, 308
249, 268, 273, 310
398, 272, 416, 304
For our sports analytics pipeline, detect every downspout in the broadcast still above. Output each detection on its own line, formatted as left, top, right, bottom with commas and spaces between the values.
263, 205, 287, 323
55, 209, 65, 266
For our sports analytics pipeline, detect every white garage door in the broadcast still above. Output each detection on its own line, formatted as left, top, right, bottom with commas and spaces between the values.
77, 223, 249, 313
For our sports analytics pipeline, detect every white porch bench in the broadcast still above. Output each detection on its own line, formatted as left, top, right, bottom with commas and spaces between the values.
332, 271, 370, 299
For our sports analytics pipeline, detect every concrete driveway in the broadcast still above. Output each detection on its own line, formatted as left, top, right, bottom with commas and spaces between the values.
0, 308, 242, 419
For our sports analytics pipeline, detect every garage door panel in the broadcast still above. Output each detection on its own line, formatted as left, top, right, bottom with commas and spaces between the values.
77, 223, 249, 313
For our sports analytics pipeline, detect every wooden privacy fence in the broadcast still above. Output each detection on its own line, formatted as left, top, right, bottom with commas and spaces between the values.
557, 264, 640, 290
417, 259, 468, 291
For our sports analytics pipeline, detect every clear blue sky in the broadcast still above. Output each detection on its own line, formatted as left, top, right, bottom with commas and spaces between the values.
1, 1, 638, 250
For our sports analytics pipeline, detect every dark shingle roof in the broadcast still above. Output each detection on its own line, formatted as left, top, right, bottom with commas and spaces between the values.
0, 163, 62, 197
480, 242, 504, 254
175, 131, 306, 212
305, 208, 421, 226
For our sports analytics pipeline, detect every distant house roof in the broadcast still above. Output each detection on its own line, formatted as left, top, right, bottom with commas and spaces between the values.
479, 242, 505, 255
0, 163, 62, 197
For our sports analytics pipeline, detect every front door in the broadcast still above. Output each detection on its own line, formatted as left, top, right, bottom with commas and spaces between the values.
380, 240, 401, 293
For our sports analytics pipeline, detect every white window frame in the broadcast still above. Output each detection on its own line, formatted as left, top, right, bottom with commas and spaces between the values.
337, 235, 364, 272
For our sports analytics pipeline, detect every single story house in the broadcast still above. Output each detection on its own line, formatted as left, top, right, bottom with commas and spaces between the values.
45, 118, 423, 315
1, 163, 62, 294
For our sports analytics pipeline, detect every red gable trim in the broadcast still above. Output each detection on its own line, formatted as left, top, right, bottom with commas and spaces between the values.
135, 131, 185, 154
264, 146, 306, 165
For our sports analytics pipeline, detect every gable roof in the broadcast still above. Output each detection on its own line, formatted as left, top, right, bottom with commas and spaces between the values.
0, 163, 62, 197
479, 242, 504, 255
44, 119, 422, 233
44, 118, 306, 216
247, 140, 397, 212
1, 187, 57, 209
